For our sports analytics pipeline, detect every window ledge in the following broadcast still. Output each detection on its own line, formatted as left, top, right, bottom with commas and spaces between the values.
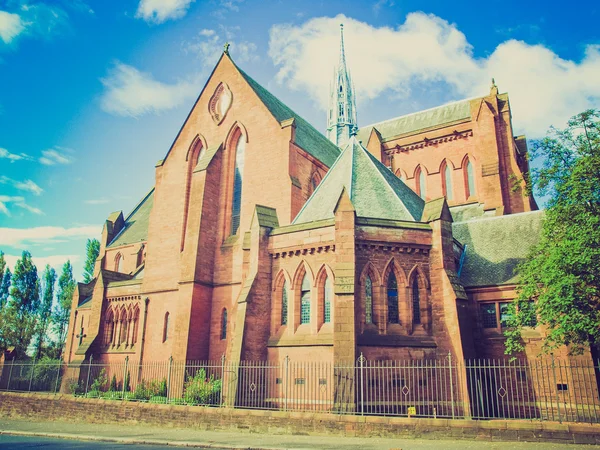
357, 333, 437, 348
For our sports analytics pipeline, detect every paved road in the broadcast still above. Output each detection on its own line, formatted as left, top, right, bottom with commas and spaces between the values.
0, 419, 588, 449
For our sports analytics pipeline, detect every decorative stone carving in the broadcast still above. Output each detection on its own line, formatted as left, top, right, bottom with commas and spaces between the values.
209, 82, 233, 125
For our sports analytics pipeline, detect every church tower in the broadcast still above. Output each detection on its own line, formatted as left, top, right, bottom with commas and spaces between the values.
326, 24, 357, 148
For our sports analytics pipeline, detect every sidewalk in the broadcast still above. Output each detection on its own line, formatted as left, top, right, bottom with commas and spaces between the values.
0, 418, 586, 449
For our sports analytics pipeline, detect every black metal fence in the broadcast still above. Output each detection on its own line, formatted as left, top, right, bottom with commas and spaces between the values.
1, 354, 599, 423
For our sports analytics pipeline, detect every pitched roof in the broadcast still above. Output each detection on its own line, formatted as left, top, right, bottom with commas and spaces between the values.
452, 210, 544, 287
107, 189, 154, 248
356, 98, 473, 143
293, 137, 425, 224
233, 63, 341, 167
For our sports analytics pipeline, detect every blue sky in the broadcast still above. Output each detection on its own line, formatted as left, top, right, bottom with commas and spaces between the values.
0, 0, 599, 280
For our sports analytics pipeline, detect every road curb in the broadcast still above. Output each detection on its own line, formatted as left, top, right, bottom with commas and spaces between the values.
0, 430, 284, 450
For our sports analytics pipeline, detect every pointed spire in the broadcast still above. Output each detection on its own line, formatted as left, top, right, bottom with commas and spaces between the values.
339, 24, 346, 67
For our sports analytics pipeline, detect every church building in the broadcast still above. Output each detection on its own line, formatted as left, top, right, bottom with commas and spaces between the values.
65, 25, 552, 378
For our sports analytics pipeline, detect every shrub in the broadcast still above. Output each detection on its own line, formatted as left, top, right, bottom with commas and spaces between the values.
89, 369, 108, 393
109, 375, 118, 392
183, 369, 221, 406
123, 370, 131, 392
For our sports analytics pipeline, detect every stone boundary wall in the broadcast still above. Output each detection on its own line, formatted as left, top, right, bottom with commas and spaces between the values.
1, 392, 599, 445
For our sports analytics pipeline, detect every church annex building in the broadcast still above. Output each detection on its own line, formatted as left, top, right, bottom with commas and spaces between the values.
62, 28, 599, 414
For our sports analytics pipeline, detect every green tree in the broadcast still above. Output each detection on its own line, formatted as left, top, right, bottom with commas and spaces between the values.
34, 264, 57, 358
0, 265, 12, 352
4, 251, 40, 357
0, 251, 6, 286
505, 110, 600, 356
52, 260, 76, 358
83, 238, 100, 283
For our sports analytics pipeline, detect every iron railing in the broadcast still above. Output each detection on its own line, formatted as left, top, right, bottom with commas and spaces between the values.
1, 354, 599, 423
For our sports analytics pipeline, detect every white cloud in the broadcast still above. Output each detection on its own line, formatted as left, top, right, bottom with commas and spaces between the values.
0, 147, 32, 162
0, 195, 23, 216
100, 62, 198, 117
0, 10, 25, 44
268, 13, 600, 137
14, 202, 43, 215
183, 25, 258, 66
373, 0, 395, 15
212, 0, 244, 18
0, 225, 99, 247
136, 0, 195, 24
0, 176, 43, 195
39, 147, 74, 165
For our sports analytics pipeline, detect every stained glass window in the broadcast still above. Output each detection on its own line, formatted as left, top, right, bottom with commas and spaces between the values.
466, 160, 476, 198
301, 273, 311, 324
324, 276, 332, 323
221, 309, 227, 339
412, 277, 421, 324
163, 312, 170, 342
417, 168, 426, 199
281, 281, 288, 325
365, 275, 373, 324
230, 135, 246, 235
387, 273, 399, 324
444, 164, 453, 200
500, 302, 512, 328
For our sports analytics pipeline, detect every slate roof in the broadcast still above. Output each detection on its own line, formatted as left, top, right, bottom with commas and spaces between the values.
107, 189, 154, 248
356, 98, 473, 143
293, 136, 425, 224
452, 210, 544, 287
233, 63, 341, 167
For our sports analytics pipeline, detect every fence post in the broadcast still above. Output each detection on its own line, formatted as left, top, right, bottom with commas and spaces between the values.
122, 356, 129, 400
167, 356, 173, 400
7, 357, 15, 391
28, 356, 36, 392
220, 354, 225, 407
358, 353, 365, 416
448, 352, 456, 419
53, 361, 61, 394
284, 355, 289, 412
551, 354, 562, 423
85, 355, 93, 395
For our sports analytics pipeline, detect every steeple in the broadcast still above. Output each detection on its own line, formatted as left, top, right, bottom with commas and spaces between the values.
326, 24, 357, 148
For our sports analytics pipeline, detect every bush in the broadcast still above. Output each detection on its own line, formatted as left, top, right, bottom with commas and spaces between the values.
183, 369, 221, 406
89, 368, 108, 393
109, 375, 118, 392
123, 370, 131, 392
133, 380, 152, 401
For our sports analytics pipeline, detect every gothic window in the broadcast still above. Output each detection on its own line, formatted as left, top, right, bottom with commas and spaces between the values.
230, 133, 246, 235
131, 307, 140, 346
387, 273, 399, 324
309, 172, 321, 196
221, 309, 227, 340
338, 103, 344, 117
415, 166, 426, 199
120, 308, 128, 345
339, 85, 343, 93
442, 162, 453, 200
412, 277, 421, 324
480, 303, 497, 328
281, 281, 288, 325
324, 275, 332, 324
163, 312, 170, 342
365, 275, 373, 324
182, 138, 204, 251
465, 159, 476, 198
300, 273, 311, 325
103, 309, 114, 347
115, 253, 123, 272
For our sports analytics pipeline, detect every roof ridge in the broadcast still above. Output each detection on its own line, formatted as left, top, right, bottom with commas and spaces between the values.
123, 187, 155, 223
358, 95, 481, 131
453, 209, 543, 225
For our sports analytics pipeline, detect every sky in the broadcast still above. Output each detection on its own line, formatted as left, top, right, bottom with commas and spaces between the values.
0, 0, 599, 281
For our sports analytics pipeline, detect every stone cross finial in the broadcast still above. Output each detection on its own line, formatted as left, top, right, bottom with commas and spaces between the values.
224, 42, 230, 54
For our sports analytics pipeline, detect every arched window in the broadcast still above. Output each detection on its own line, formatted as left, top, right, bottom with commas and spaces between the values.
281, 281, 288, 325
230, 133, 246, 235
324, 275, 332, 324
465, 159, 476, 198
120, 308, 128, 346
115, 253, 123, 272
221, 309, 227, 340
137, 244, 145, 267
131, 307, 140, 346
181, 139, 204, 251
365, 275, 373, 324
310, 172, 321, 196
300, 273, 311, 324
442, 162, 453, 201
163, 312, 170, 343
415, 166, 426, 199
387, 273, 399, 324
103, 309, 114, 347
412, 277, 421, 324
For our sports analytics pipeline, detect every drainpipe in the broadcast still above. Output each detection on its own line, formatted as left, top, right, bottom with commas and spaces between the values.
457, 244, 468, 277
